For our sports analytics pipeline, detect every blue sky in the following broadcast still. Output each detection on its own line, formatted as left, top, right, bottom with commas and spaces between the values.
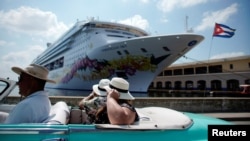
0, 0, 249, 81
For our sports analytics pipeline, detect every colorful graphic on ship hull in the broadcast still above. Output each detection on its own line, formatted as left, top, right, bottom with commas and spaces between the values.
60, 54, 170, 83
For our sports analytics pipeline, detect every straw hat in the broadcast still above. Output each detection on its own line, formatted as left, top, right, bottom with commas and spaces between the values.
92, 79, 110, 96
106, 77, 135, 100
11, 64, 56, 83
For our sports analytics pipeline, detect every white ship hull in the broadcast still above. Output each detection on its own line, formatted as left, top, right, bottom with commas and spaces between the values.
32, 20, 204, 93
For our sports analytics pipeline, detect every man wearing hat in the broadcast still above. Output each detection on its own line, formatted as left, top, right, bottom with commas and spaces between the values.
104, 77, 139, 125
78, 79, 110, 123
1, 64, 55, 123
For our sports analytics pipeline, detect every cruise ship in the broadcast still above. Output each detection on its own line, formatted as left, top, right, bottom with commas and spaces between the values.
151, 55, 250, 94
32, 19, 204, 93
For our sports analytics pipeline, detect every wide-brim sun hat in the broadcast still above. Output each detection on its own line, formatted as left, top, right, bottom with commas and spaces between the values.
11, 64, 56, 83
106, 77, 135, 100
92, 79, 110, 96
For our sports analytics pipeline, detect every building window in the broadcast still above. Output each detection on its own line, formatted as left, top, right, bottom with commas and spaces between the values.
197, 80, 206, 90
209, 65, 222, 73
185, 81, 193, 90
165, 81, 172, 89
230, 64, 233, 69
174, 81, 182, 90
195, 66, 207, 74
164, 70, 172, 76
173, 69, 182, 75
227, 79, 239, 91
184, 68, 194, 75
211, 80, 222, 90
156, 81, 162, 88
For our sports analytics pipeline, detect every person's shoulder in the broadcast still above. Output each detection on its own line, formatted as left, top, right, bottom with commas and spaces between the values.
31, 91, 49, 98
14, 99, 31, 112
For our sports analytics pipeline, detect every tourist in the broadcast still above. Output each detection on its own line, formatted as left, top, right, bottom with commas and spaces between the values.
78, 79, 110, 123
104, 77, 139, 125
0, 64, 56, 123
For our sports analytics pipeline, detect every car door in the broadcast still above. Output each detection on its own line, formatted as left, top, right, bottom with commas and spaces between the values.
0, 78, 17, 113
0, 77, 17, 101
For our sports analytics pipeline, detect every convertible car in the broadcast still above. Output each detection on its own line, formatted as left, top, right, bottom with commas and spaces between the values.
0, 77, 232, 141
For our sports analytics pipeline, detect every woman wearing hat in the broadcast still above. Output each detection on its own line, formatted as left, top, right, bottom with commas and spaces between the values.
104, 77, 139, 125
1, 64, 55, 123
78, 79, 110, 123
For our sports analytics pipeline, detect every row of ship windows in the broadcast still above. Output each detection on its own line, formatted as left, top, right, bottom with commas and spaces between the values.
106, 29, 139, 38
105, 29, 138, 37
44, 57, 64, 71
71, 34, 90, 48
150, 79, 250, 91
92, 23, 147, 36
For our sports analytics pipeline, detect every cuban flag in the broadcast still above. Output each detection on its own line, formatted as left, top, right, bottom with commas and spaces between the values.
213, 23, 236, 38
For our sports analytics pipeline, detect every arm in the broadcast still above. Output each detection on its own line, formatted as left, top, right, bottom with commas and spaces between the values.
78, 92, 95, 109
106, 89, 136, 125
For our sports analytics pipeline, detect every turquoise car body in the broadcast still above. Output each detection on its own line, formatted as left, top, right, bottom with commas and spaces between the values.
0, 113, 231, 141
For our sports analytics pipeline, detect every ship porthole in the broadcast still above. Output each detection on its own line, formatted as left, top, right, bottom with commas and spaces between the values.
163, 46, 170, 51
141, 48, 147, 53
188, 40, 197, 46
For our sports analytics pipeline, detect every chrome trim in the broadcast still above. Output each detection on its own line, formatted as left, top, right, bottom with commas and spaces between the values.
0, 127, 68, 134
42, 138, 67, 141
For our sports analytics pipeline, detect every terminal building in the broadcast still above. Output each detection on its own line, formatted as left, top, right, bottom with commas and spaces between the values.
150, 55, 250, 93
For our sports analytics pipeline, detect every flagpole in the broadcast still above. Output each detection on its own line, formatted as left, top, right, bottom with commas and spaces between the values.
208, 36, 214, 62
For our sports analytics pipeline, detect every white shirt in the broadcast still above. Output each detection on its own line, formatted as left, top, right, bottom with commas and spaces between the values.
5, 91, 51, 124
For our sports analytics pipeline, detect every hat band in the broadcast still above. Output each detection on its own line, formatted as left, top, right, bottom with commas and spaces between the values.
98, 86, 106, 92
109, 84, 128, 93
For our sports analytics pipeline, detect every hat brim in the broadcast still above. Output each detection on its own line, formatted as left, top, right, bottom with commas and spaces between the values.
12, 66, 56, 83
93, 84, 107, 96
104, 86, 135, 100
119, 91, 135, 100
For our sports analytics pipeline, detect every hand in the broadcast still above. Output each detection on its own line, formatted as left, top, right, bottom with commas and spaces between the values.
107, 89, 120, 100
78, 99, 84, 109
90, 92, 97, 98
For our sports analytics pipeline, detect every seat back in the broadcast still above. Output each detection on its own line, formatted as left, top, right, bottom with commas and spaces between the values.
69, 108, 90, 124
